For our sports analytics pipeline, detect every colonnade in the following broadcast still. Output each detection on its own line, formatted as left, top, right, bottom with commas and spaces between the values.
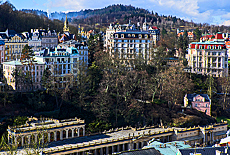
67, 141, 148, 155
9, 126, 85, 147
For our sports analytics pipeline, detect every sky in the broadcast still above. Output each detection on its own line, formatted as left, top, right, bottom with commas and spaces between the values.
4, 0, 230, 26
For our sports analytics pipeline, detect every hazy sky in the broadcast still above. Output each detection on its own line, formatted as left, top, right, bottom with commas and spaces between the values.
5, 0, 230, 26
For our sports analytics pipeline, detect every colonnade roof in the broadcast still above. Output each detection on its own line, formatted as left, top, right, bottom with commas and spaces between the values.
44, 126, 177, 154
8, 117, 85, 134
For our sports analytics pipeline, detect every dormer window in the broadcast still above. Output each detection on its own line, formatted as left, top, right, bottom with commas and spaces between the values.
208, 45, 211, 49
128, 34, 131, 37
115, 34, 118, 38
139, 34, 142, 38
121, 34, 124, 38
199, 45, 202, 49
145, 34, 148, 39
132, 34, 135, 37
218, 46, 222, 49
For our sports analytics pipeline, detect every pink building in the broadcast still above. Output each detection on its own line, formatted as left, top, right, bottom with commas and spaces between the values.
184, 94, 211, 116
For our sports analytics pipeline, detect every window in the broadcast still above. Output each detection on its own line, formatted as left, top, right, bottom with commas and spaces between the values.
115, 34, 118, 38
128, 34, 131, 37
132, 34, 135, 37
219, 46, 222, 49
195, 104, 198, 107
121, 34, 124, 38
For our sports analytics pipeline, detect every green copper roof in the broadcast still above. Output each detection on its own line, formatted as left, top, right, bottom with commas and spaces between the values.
144, 141, 191, 155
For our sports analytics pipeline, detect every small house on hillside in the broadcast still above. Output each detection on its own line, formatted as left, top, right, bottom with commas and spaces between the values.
184, 94, 211, 116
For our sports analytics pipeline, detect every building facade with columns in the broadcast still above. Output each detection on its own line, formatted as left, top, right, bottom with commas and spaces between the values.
7, 117, 85, 147
4, 119, 228, 155
186, 34, 228, 77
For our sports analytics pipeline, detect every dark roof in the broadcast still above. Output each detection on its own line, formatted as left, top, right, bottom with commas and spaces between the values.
187, 93, 210, 102
0, 40, 5, 45
0, 34, 8, 39
120, 148, 161, 155
179, 147, 230, 155
8, 30, 17, 36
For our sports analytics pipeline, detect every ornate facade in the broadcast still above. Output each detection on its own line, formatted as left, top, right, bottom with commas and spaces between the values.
4, 35, 27, 62
7, 117, 85, 147
105, 23, 160, 69
186, 33, 228, 77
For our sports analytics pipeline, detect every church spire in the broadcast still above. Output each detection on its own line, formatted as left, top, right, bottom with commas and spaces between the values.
63, 14, 69, 33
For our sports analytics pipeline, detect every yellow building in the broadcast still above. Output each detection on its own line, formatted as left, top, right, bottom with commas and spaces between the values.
4, 35, 27, 62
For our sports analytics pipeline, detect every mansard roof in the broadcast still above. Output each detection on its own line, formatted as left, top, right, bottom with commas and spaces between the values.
186, 94, 210, 102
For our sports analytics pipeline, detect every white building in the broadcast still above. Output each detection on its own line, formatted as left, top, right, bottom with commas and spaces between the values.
186, 37, 228, 77
105, 22, 160, 68
3, 60, 45, 91
35, 46, 88, 88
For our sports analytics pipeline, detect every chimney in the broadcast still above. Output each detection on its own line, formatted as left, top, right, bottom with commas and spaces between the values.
159, 144, 161, 148
164, 144, 166, 148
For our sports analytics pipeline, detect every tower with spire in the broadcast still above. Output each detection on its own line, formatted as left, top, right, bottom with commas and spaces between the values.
63, 14, 70, 35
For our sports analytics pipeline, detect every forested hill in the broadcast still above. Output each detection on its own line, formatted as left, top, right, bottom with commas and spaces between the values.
19, 4, 229, 33
0, 1, 77, 34
22, 4, 193, 32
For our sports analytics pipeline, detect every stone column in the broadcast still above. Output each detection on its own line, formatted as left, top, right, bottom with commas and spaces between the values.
8, 134, 10, 144
100, 148, 103, 155
123, 144, 125, 151
28, 135, 31, 145
54, 131, 57, 141
112, 145, 114, 153
48, 133, 50, 142
141, 142, 144, 148
35, 134, 38, 143
60, 130, 63, 140
14, 136, 17, 145
21, 136, 24, 146
42, 135, 44, 143
66, 130, 68, 139
72, 128, 74, 138
106, 147, 109, 154
95, 149, 98, 155
83, 127, 85, 136
77, 128, 80, 137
